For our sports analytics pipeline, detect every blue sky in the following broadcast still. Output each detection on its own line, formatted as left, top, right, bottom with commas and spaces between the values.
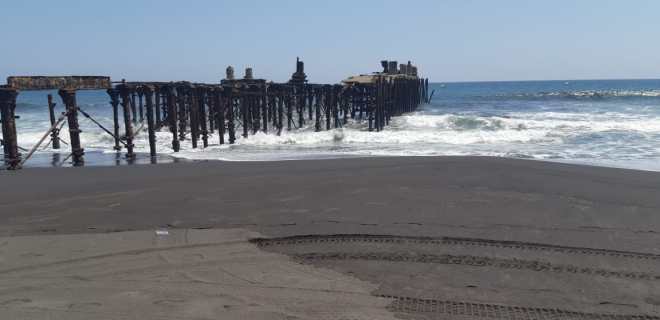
1, 0, 659, 83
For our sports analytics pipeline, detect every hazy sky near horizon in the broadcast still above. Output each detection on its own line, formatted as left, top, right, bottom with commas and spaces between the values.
2, 0, 659, 83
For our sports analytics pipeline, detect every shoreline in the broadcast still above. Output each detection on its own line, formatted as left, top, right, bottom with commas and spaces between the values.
10, 151, 660, 173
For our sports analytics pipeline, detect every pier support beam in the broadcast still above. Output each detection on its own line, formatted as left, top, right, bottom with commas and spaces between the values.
130, 91, 138, 124
214, 88, 225, 145
107, 88, 122, 151
137, 87, 144, 123
166, 86, 180, 152
228, 91, 236, 144
0, 88, 21, 169
154, 86, 162, 127
58, 88, 85, 166
143, 85, 157, 158
119, 85, 135, 158
47, 94, 61, 150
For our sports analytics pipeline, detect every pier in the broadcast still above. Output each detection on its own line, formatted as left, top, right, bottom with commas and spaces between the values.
0, 59, 429, 169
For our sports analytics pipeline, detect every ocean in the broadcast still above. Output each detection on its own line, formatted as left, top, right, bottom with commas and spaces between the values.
10, 79, 660, 171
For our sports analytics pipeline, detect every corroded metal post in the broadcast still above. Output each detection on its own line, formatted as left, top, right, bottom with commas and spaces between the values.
119, 85, 135, 158
58, 88, 85, 166
107, 88, 122, 151
143, 85, 157, 157
0, 88, 21, 169
47, 94, 61, 149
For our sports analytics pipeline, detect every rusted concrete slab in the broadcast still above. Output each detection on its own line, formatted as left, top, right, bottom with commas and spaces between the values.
7, 76, 111, 90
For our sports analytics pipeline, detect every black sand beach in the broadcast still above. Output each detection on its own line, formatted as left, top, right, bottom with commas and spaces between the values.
2, 156, 660, 318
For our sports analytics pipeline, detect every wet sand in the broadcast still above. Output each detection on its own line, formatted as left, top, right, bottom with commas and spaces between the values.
2, 156, 660, 318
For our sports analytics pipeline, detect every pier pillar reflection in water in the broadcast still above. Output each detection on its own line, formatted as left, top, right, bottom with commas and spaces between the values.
0, 87, 21, 169
58, 88, 85, 166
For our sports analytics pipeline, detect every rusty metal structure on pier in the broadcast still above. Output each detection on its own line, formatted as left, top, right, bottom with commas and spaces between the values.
0, 59, 430, 170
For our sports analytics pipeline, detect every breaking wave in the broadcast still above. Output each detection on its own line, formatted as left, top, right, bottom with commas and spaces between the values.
496, 90, 660, 100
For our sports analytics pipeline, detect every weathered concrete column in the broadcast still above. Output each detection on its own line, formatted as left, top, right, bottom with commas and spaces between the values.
107, 88, 122, 151
58, 88, 85, 166
47, 94, 61, 149
143, 85, 157, 157
0, 87, 21, 169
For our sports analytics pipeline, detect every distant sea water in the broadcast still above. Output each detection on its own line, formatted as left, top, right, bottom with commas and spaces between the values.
10, 79, 660, 171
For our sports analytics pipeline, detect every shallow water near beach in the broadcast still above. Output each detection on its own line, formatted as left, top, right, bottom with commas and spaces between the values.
10, 79, 660, 170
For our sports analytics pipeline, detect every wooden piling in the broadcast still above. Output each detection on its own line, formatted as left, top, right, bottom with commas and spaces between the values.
58, 88, 85, 166
137, 88, 144, 123
130, 91, 138, 124
261, 87, 268, 134
176, 86, 187, 141
143, 85, 157, 157
285, 93, 293, 131
241, 92, 249, 138
189, 86, 199, 148
215, 88, 225, 145
154, 86, 162, 127
197, 87, 209, 148
107, 88, 122, 151
47, 94, 61, 150
165, 86, 180, 152
119, 85, 136, 158
0, 88, 21, 169
227, 89, 236, 144
314, 88, 321, 132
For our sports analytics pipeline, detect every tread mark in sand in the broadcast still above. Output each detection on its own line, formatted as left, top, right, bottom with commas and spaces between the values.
250, 234, 660, 261
380, 295, 660, 320
292, 252, 658, 281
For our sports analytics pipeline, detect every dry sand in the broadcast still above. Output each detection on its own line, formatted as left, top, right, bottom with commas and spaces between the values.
0, 228, 397, 319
